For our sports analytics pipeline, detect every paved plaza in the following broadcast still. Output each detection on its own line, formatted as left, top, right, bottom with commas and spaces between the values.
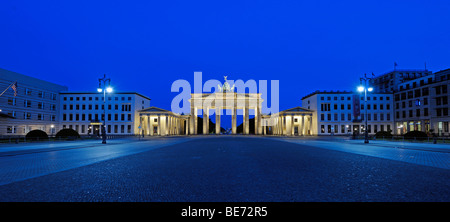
0, 136, 448, 201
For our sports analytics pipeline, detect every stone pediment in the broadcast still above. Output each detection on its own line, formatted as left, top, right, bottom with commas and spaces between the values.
140, 106, 171, 113
282, 107, 313, 113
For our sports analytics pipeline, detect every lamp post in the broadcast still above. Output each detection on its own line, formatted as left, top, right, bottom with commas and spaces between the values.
357, 73, 374, 144
97, 74, 113, 144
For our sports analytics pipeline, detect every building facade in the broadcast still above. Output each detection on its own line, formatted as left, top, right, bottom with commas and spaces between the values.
393, 69, 449, 136
59, 91, 150, 135
370, 69, 433, 93
0, 68, 68, 136
301, 91, 394, 136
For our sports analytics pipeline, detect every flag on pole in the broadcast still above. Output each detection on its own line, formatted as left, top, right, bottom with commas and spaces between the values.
11, 82, 18, 97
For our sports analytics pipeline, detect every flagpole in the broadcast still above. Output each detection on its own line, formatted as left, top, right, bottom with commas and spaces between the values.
0, 81, 16, 97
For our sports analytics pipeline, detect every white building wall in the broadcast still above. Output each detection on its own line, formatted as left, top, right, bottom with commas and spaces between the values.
59, 92, 150, 135
302, 91, 394, 136
0, 68, 68, 136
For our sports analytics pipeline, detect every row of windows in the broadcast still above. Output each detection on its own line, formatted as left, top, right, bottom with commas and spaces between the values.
63, 96, 134, 102
17, 88, 58, 100
396, 108, 449, 118
396, 99, 428, 109
319, 96, 391, 101
62, 113, 133, 122
320, 113, 391, 121
395, 88, 430, 101
63, 124, 133, 134
7, 98, 57, 110
4, 111, 56, 121
396, 109, 429, 118
6, 126, 56, 134
63, 104, 132, 111
320, 103, 391, 111
398, 78, 433, 91
320, 124, 391, 134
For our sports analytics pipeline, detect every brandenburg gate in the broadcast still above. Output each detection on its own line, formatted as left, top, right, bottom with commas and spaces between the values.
188, 77, 263, 135
139, 76, 314, 136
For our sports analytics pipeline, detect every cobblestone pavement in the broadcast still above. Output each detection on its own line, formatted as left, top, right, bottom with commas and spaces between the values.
0, 136, 448, 202
0, 137, 193, 186
271, 137, 450, 170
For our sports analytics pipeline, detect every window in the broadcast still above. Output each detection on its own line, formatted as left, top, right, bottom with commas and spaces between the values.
8, 97, 16, 105
25, 88, 32, 95
320, 103, 331, 111
422, 87, 429, 96
6, 126, 16, 134
24, 100, 31, 108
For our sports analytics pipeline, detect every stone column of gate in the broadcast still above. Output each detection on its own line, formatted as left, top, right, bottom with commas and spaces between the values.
291, 115, 295, 136
157, 115, 161, 136
148, 115, 153, 136
194, 107, 198, 134
190, 105, 195, 134
244, 106, 249, 134
254, 106, 259, 135
232, 106, 237, 134
301, 114, 305, 136
203, 107, 209, 135
215, 106, 221, 134
309, 115, 313, 135
257, 105, 262, 135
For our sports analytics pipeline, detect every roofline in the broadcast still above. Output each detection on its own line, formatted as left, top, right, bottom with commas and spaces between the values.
301, 90, 393, 100
60, 91, 151, 100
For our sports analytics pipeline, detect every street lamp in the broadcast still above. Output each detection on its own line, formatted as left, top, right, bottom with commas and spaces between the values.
357, 73, 374, 144
98, 74, 112, 144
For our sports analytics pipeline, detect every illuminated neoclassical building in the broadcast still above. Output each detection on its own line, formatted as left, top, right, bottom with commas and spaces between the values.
138, 77, 315, 136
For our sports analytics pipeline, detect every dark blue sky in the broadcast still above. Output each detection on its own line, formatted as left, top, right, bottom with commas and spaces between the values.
1, 0, 449, 114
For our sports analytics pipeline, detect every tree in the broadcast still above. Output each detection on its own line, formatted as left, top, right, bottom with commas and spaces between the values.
26, 130, 48, 141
